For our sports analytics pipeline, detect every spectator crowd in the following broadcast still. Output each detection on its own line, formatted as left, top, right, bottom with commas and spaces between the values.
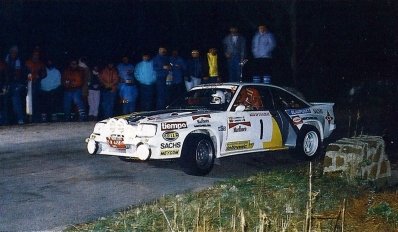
0, 24, 276, 125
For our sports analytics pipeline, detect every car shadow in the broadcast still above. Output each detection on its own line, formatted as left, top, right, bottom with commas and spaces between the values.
144, 150, 312, 179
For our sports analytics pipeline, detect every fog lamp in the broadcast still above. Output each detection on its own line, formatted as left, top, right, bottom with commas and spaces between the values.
136, 143, 151, 160
87, 139, 98, 155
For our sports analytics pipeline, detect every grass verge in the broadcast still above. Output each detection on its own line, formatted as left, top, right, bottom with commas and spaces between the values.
66, 162, 397, 231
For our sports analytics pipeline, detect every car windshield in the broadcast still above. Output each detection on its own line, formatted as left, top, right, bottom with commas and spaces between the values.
168, 87, 236, 111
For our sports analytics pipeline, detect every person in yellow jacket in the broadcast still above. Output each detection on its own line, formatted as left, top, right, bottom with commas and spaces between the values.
203, 48, 223, 84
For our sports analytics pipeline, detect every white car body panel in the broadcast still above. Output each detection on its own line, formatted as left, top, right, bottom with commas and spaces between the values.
86, 83, 336, 161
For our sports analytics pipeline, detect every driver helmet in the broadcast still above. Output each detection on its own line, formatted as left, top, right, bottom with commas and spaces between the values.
210, 90, 226, 104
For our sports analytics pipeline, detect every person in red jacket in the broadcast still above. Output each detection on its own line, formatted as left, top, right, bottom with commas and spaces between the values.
99, 61, 119, 118
62, 59, 87, 121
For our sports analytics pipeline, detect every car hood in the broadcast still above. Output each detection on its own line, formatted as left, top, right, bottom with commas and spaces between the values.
116, 109, 222, 124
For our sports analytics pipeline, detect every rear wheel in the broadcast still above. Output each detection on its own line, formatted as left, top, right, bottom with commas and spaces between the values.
296, 126, 321, 160
179, 134, 215, 176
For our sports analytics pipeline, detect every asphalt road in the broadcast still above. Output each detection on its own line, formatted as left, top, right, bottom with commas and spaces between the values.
0, 122, 297, 231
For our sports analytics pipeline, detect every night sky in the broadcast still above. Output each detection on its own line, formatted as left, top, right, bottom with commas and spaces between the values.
1, 0, 397, 98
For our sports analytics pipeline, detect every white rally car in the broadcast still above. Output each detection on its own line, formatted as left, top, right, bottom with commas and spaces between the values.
86, 83, 335, 175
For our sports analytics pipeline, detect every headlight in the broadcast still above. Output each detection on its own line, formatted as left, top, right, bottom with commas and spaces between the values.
93, 122, 105, 134
136, 124, 157, 137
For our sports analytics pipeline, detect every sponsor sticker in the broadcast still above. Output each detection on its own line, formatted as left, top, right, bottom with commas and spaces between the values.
161, 122, 187, 131
285, 108, 311, 115
160, 142, 181, 149
218, 125, 226, 131
192, 114, 211, 120
325, 111, 334, 124
228, 116, 245, 123
194, 124, 211, 128
226, 140, 254, 151
233, 125, 247, 132
160, 149, 180, 156
249, 112, 270, 117
106, 134, 125, 149
197, 118, 210, 124
302, 116, 317, 120
292, 116, 303, 125
162, 131, 179, 142
228, 121, 251, 129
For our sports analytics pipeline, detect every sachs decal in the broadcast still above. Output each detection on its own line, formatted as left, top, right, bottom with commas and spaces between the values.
160, 142, 181, 149
218, 125, 226, 131
161, 122, 187, 131
226, 140, 254, 151
162, 131, 179, 142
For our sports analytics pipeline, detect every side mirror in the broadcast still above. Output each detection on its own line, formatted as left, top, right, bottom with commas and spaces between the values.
235, 104, 246, 112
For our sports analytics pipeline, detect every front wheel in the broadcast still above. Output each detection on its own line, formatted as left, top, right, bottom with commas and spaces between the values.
296, 126, 321, 160
179, 134, 215, 176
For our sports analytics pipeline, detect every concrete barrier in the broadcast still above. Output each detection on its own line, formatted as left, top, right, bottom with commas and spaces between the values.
323, 136, 391, 182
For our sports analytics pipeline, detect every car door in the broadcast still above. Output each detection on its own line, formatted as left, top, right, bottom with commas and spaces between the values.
268, 86, 312, 147
223, 86, 281, 153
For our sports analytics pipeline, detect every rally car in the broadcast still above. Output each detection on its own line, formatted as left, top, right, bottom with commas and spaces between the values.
86, 83, 335, 175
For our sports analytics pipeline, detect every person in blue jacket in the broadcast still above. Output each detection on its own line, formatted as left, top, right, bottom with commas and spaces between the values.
251, 23, 276, 84
168, 49, 186, 105
135, 53, 156, 111
117, 55, 137, 114
223, 26, 246, 82
152, 47, 171, 110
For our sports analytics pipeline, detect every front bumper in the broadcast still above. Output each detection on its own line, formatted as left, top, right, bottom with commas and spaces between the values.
86, 135, 151, 161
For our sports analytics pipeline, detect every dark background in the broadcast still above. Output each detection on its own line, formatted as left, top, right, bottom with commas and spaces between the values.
1, 0, 397, 100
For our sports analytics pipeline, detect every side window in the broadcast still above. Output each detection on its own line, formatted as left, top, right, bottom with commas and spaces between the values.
271, 88, 308, 109
256, 86, 274, 110
231, 86, 264, 111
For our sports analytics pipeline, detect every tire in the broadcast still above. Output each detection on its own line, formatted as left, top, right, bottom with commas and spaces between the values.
295, 125, 321, 160
179, 134, 215, 176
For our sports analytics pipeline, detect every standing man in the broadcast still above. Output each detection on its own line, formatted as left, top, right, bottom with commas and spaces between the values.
169, 49, 186, 104
135, 52, 156, 111
203, 47, 222, 84
40, 59, 61, 122
78, 57, 91, 108
5, 46, 25, 125
87, 65, 101, 121
117, 55, 137, 114
251, 23, 276, 84
62, 59, 87, 121
153, 46, 171, 110
25, 50, 47, 122
186, 49, 204, 90
222, 26, 246, 82
100, 60, 119, 118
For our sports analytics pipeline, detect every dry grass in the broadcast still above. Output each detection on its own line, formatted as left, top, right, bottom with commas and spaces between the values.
65, 163, 397, 232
